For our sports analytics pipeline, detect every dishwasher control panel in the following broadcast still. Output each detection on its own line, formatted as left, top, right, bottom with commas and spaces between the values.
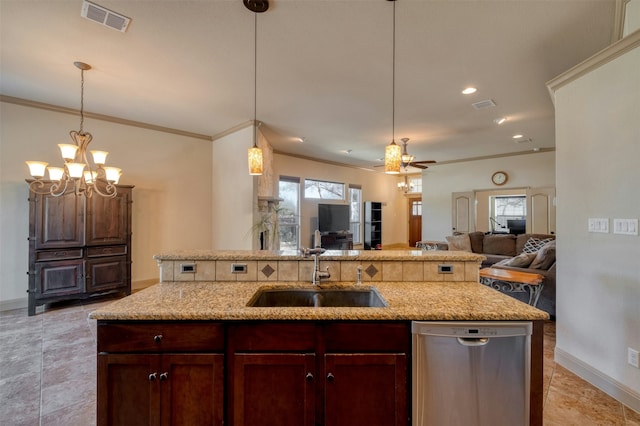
411, 321, 532, 338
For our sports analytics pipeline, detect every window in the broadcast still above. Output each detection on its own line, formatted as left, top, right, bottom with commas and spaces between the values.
349, 185, 362, 244
412, 200, 422, 216
304, 179, 344, 200
409, 177, 422, 193
491, 195, 526, 231
278, 177, 300, 250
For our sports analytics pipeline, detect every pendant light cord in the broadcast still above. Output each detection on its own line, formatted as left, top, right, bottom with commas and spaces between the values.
391, 0, 395, 143
80, 68, 85, 134
253, 11, 258, 148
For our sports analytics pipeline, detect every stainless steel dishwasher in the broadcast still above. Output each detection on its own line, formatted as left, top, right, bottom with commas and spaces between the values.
412, 321, 532, 426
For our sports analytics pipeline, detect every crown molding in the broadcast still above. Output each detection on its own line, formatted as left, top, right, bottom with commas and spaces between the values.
546, 28, 640, 105
0, 95, 212, 141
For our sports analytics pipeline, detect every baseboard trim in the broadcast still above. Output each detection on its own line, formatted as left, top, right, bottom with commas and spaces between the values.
555, 347, 640, 413
0, 297, 28, 312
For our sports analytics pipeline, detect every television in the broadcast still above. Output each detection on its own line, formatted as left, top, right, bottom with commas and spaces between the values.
507, 219, 526, 235
318, 204, 350, 233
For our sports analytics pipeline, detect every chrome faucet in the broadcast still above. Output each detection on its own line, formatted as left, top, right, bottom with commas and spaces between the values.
356, 265, 362, 285
312, 251, 330, 286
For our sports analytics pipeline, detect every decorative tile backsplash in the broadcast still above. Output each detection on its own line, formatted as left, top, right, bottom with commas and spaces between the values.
158, 258, 480, 283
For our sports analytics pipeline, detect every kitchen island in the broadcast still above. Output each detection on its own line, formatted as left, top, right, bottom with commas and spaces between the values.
90, 250, 548, 426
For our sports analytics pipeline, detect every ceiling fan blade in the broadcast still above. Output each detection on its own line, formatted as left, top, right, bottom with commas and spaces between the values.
412, 160, 437, 165
410, 163, 430, 169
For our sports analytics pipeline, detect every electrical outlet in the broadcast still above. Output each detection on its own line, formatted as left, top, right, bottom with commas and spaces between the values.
628, 348, 639, 368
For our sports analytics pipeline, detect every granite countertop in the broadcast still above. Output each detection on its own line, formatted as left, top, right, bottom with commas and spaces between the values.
153, 249, 485, 262
89, 280, 548, 321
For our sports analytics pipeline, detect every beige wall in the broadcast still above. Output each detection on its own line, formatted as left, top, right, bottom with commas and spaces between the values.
0, 102, 213, 308
552, 37, 640, 408
421, 151, 556, 241
273, 154, 409, 249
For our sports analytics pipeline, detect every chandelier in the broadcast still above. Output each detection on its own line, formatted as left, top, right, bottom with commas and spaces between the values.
26, 62, 121, 198
384, 0, 401, 174
397, 174, 415, 194
246, 1, 268, 175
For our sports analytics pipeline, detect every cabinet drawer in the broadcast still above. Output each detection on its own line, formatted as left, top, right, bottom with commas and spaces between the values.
228, 322, 317, 351
36, 248, 83, 261
97, 322, 224, 353
87, 245, 127, 257
324, 322, 410, 352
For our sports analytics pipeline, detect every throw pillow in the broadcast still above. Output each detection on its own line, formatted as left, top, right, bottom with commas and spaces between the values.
529, 240, 556, 269
445, 234, 472, 252
505, 252, 537, 268
522, 237, 553, 254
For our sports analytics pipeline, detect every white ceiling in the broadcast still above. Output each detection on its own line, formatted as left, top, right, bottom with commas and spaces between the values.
0, 0, 618, 170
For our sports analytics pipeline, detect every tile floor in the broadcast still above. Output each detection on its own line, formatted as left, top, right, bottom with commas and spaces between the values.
1, 295, 639, 425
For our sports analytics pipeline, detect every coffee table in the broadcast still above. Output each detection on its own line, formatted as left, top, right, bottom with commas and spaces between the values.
479, 267, 544, 307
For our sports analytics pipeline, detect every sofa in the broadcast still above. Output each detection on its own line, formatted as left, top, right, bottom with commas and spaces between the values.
445, 232, 556, 317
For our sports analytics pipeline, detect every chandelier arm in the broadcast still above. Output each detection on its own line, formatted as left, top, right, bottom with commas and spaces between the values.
90, 182, 118, 198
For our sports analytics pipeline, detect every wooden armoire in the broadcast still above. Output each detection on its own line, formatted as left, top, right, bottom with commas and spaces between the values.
27, 182, 133, 315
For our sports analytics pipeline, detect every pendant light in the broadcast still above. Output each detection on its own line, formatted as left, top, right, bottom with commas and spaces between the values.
247, 2, 267, 175
384, 0, 401, 174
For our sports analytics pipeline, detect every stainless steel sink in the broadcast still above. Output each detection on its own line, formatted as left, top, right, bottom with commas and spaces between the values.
247, 287, 388, 308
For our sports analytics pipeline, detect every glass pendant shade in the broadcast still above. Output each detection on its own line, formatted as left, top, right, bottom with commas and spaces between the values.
67, 163, 86, 178
91, 150, 109, 165
26, 161, 48, 178
47, 167, 65, 181
83, 170, 97, 183
385, 141, 401, 174
103, 167, 122, 183
248, 146, 263, 176
58, 144, 79, 160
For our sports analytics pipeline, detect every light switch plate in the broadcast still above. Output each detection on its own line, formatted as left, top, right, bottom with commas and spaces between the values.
588, 218, 609, 233
613, 219, 638, 236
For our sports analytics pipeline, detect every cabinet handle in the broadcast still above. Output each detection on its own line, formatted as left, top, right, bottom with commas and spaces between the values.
160, 372, 169, 381
153, 334, 163, 344
326, 373, 335, 382
148, 373, 157, 381
305, 373, 314, 382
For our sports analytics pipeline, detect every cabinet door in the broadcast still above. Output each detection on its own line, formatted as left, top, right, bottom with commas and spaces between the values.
324, 353, 407, 426
86, 189, 130, 246
86, 255, 127, 292
34, 259, 84, 299
231, 353, 316, 426
97, 354, 161, 426
34, 190, 84, 249
160, 354, 224, 426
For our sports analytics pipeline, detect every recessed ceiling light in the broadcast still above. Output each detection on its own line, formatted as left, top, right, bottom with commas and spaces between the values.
341, 149, 352, 154
462, 87, 477, 95
512, 134, 524, 139
494, 117, 507, 125
297, 137, 306, 143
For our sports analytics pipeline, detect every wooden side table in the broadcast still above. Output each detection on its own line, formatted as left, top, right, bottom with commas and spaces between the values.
479, 267, 544, 307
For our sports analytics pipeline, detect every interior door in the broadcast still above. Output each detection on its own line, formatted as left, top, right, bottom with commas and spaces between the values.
526, 187, 556, 234
451, 192, 475, 234
408, 198, 422, 247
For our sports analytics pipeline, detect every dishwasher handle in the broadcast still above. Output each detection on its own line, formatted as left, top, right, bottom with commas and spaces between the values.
457, 337, 489, 346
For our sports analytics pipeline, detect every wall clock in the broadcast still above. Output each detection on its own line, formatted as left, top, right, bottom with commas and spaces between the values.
491, 171, 508, 186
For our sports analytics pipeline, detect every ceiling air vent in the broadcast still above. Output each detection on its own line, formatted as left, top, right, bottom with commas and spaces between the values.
81, 0, 131, 32
471, 99, 497, 110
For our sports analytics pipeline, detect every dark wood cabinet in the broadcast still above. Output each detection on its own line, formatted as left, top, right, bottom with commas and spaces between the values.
27, 183, 133, 315
364, 201, 382, 249
97, 322, 225, 426
227, 322, 409, 426
320, 232, 353, 250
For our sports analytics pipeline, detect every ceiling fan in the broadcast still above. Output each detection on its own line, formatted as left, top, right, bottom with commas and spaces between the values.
398, 138, 436, 170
